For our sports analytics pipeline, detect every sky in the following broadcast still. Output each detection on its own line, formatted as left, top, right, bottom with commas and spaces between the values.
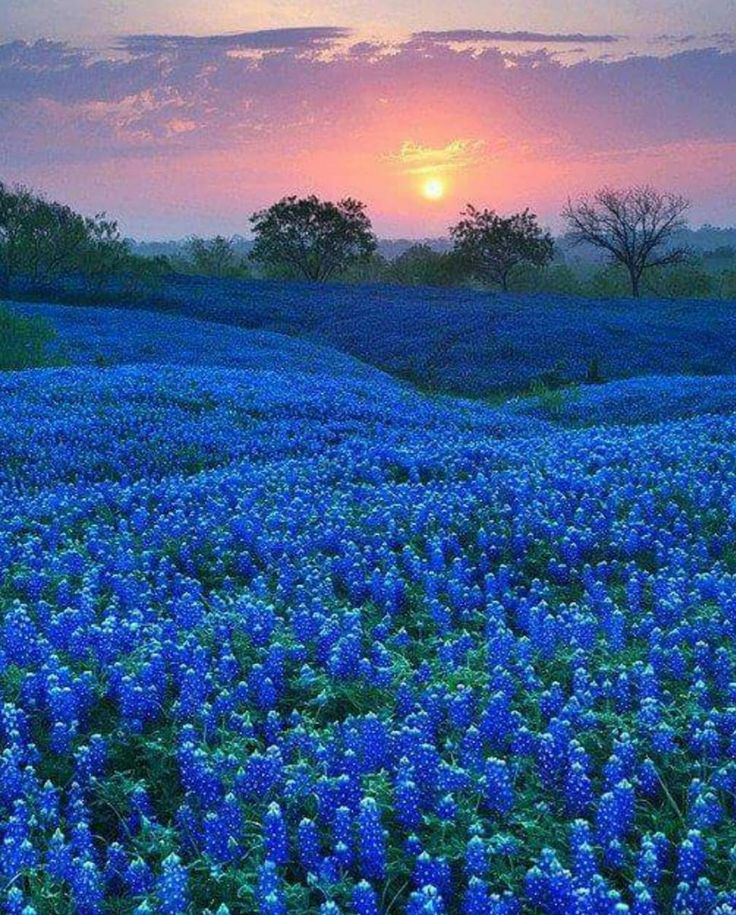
1, 2, 735, 238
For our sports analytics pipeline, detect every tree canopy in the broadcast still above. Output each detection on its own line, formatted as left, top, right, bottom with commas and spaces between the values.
450, 206, 554, 292
185, 235, 248, 279
249, 196, 377, 282
0, 181, 130, 293
386, 244, 465, 287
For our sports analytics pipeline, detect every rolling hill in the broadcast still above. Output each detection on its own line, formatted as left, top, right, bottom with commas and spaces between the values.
37, 275, 736, 396
2, 300, 736, 913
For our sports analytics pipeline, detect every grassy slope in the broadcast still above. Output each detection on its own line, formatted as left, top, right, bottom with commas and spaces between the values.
4, 299, 736, 910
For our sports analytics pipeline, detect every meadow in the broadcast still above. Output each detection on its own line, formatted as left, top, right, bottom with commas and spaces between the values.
26, 275, 736, 396
1, 295, 736, 914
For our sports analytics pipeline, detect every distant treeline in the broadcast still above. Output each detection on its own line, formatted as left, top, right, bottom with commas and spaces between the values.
2, 180, 736, 302
142, 234, 736, 301
133, 227, 736, 263
352, 240, 736, 301
131, 208, 736, 301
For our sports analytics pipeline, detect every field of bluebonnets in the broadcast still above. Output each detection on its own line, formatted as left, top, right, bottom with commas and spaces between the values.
34, 274, 736, 395
4, 298, 736, 915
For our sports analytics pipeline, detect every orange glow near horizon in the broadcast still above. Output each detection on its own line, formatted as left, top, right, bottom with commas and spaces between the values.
3, 27, 735, 238
11, 135, 736, 239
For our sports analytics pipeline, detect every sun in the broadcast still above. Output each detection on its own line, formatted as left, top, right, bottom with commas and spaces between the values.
421, 177, 446, 201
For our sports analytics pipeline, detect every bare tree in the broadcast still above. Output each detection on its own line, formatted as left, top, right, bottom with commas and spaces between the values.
563, 186, 691, 297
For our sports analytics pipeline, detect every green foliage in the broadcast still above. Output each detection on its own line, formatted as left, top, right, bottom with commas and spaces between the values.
645, 260, 715, 299
720, 270, 736, 300
578, 257, 735, 301
536, 359, 571, 390
340, 252, 391, 284
183, 235, 249, 279
249, 195, 377, 282
586, 264, 631, 298
0, 305, 59, 370
4, 178, 734, 305
384, 243, 467, 287
529, 378, 581, 419
374, 240, 736, 301
450, 206, 554, 291
119, 253, 172, 299
585, 355, 605, 385
0, 181, 91, 290
77, 215, 131, 295
703, 244, 736, 268
0, 180, 136, 295
509, 261, 584, 295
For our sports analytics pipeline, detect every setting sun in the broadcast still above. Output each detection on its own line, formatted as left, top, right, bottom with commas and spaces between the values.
422, 177, 446, 200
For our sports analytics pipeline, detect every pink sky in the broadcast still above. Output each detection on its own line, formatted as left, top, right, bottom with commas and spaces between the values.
1, 24, 735, 237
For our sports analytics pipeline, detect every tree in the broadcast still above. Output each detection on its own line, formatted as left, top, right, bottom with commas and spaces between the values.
120, 253, 172, 300
387, 243, 465, 287
0, 183, 89, 290
185, 235, 247, 278
249, 195, 377, 282
449, 206, 554, 292
0, 183, 62, 292
0, 182, 28, 292
0, 181, 118, 293
77, 215, 130, 295
562, 185, 691, 297
720, 270, 736, 300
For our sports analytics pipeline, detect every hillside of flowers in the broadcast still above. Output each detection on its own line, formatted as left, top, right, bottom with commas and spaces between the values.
511, 374, 736, 427
23, 277, 736, 396
3, 302, 736, 914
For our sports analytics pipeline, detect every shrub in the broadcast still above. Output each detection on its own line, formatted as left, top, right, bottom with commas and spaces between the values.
0, 305, 59, 370
719, 270, 736, 300
645, 262, 715, 299
529, 378, 580, 419
586, 264, 631, 298
511, 262, 584, 295
585, 356, 605, 385
385, 244, 467, 287
182, 236, 249, 279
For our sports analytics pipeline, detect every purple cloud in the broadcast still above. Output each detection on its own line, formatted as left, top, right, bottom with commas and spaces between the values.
1, 30, 734, 234
2, 35, 735, 163
413, 30, 619, 44
120, 27, 351, 54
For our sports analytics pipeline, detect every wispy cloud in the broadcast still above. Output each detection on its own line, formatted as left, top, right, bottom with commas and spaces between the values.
120, 27, 351, 55
413, 30, 619, 45
1, 30, 735, 233
386, 140, 486, 175
3, 36, 735, 163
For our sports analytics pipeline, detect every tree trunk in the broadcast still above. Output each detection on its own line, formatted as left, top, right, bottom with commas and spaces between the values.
0, 266, 11, 298
629, 268, 641, 298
